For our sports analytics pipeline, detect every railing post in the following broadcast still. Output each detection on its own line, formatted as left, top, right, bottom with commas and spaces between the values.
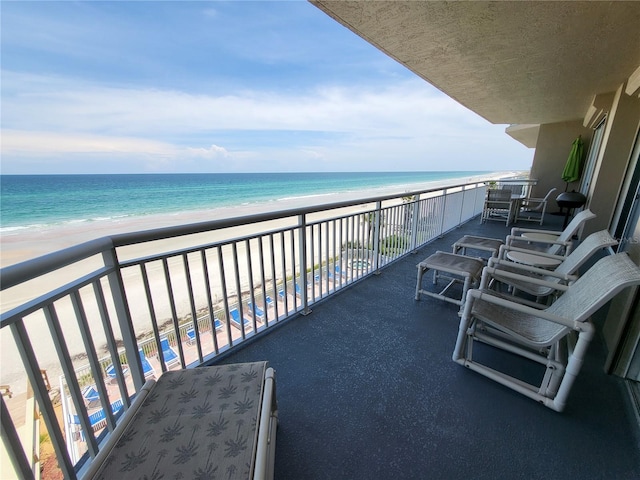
439, 188, 448, 237
409, 194, 421, 251
372, 201, 382, 270
102, 248, 145, 390
459, 186, 467, 225
476, 183, 486, 216
298, 214, 310, 314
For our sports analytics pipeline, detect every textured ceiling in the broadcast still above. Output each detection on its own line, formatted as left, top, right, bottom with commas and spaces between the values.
311, 1, 640, 125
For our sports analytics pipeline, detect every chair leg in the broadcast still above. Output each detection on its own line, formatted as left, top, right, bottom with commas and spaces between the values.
548, 327, 594, 412
453, 287, 598, 412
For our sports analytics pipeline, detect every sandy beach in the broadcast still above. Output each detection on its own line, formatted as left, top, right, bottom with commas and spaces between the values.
0, 173, 515, 393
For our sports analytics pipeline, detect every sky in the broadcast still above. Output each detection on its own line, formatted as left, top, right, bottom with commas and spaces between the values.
0, 1, 534, 174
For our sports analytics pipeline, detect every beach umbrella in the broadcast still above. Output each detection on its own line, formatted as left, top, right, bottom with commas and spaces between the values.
561, 135, 584, 186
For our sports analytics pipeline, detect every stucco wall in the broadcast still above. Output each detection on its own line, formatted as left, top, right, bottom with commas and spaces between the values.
584, 84, 640, 236
529, 120, 592, 208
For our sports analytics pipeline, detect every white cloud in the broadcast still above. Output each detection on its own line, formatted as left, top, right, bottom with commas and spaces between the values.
1, 71, 475, 137
0, 71, 532, 173
186, 144, 230, 158
1, 129, 178, 156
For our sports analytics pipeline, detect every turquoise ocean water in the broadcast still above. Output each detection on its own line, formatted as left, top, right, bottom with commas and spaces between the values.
0, 172, 493, 233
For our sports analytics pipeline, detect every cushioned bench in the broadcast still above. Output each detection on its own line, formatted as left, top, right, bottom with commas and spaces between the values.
84, 361, 277, 480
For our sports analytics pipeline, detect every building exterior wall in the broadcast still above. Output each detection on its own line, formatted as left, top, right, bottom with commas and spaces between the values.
584, 84, 640, 236
529, 120, 591, 203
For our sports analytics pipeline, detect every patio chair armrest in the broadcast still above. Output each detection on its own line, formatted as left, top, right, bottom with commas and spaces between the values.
510, 227, 563, 236
487, 257, 578, 282
472, 282, 550, 310
505, 234, 571, 248
498, 244, 568, 261
483, 266, 574, 291
466, 289, 577, 329
519, 197, 545, 207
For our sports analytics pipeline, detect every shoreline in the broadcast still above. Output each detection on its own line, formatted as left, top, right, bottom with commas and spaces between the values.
0, 171, 520, 268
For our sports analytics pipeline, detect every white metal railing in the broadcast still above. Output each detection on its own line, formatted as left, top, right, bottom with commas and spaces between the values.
0, 179, 492, 478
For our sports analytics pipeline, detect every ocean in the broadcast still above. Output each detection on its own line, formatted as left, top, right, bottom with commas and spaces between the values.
0, 171, 494, 233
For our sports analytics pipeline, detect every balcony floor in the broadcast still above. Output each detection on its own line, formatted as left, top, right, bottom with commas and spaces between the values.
215, 214, 640, 479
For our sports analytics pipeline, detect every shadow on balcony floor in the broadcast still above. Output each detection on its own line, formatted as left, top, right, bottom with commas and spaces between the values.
215, 215, 640, 479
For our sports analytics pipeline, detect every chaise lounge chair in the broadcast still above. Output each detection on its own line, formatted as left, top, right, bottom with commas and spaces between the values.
186, 319, 223, 344
82, 385, 100, 408
229, 308, 251, 330
328, 265, 344, 280
247, 302, 265, 321
69, 399, 124, 440
483, 230, 618, 303
453, 253, 640, 412
138, 349, 156, 379
160, 337, 180, 369
105, 363, 129, 383
499, 209, 596, 266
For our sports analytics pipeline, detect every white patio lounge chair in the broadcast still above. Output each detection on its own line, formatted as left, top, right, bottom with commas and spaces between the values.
498, 209, 596, 266
453, 253, 640, 412
515, 187, 557, 225
483, 230, 618, 303
481, 188, 516, 225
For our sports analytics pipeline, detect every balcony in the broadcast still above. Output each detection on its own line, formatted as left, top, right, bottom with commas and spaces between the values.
2, 179, 639, 479
221, 218, 640, 479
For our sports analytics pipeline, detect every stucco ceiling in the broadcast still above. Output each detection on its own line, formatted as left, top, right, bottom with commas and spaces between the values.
311, 1, 640, 126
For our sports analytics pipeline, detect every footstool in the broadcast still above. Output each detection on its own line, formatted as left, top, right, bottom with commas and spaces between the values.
415, 251, 485, 313
452, 235, 504, 260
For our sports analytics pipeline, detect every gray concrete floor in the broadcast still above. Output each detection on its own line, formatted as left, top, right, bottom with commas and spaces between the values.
215, 214, 640, 479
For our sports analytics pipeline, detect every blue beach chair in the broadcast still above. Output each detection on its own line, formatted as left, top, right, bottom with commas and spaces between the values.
138, 349, 156, 379
247, 302, 265, 321
229, 308, 251, 329
186, 328, 196, 344
187, 318, 224, 344
105, 363, 129, 382
82, 385, 100, 408
70, 399, 124, 440
328, 265, 344, 280
160, 337, 180, 368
